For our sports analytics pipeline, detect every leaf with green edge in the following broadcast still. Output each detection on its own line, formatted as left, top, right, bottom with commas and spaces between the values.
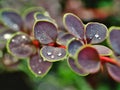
76, 46, 101, 73
108, 27, 120, 55
29, 53, 52, 77
23, 7, 45, 31
68, 57, 89, 76
7, 32, 35, 58
0, 9, 23, 31
34, 21, 58, 44
57, 33, 74, 46
63, 13, 85, 39
34, 12, 54, 22
40, 46, 66, 62
67, 39, 83, 56
92, 45, 113, 56
106, 63, 120, 82
0, 28, 15, 49
86, 22, 108, 44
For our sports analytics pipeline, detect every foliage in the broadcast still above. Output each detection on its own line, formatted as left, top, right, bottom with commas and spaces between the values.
0, 5, 120, 90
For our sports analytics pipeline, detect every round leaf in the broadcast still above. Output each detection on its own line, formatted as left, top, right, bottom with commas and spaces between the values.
7, 33, 34, 58
23, 7, 45, 31
34, 21, 58, 44
40, 46, 66, 62
63, 13, 85, 39
106, 63, 120, 82
108, 28, 120, 55
68, 57, 89, 76
76, 46, 100, 73
29, 53, 52, 77
67, 39, 83, 56
92, 45, 113, 56
86, 22, 108, 44
57, 33, 74, 46
0, 9, 23, 31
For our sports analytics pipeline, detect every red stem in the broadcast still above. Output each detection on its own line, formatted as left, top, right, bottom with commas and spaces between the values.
32, 39, 40, 48
100, 56, 120, 66
48, 42, 66, 49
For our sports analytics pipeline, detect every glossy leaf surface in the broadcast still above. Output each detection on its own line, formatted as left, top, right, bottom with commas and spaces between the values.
109, 28, 120, 55
24, 7, 44, 31
41, 46, 66, 62
93, 45, 112, 56
77, 46, 100, 73
68, 39, 83, 56
106, 63, 120, 82
34, 21, 58, 44
29, 53, 52, 77
57, 33, 74, 46
68, 57, 89, 76
86, 22, 108, 44
63, 13, 84, 39
7, 33, 34, 58
0, 10, 23, 31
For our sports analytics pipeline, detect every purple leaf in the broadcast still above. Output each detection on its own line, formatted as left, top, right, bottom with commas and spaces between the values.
34, 21, 58, 44
0, 29, 15, 49
92, 45, 113, 56
109, 28, 120, 55
63, 13, 84, 39
40, 46, 66, 62
86, 22, 108, 44
1, 10, 23, 31
67, 39, 83, 56
68, 57, 89, 76
35, 12, 53, 21
24, 7, 44, 31
29, 53, 52, 77
7, 33, 34, 58
106, 63, 120, 82
77, 46, 100, 73
57, 33, 74, 46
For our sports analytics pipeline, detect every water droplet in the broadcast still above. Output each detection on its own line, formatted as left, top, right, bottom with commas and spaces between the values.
95, 34, 99, 38
12, 39, 15, 42
13, 24, 19, 30
98, 37, 101, 39
51, 55, 54, 59
38, 59, 42, 63
4, 34, 11, 39
37, 30, 40, 33
38, 71, 41, 74
57, 53, 62, 56
22, 35, 26, 39
47, 52, 52, 55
